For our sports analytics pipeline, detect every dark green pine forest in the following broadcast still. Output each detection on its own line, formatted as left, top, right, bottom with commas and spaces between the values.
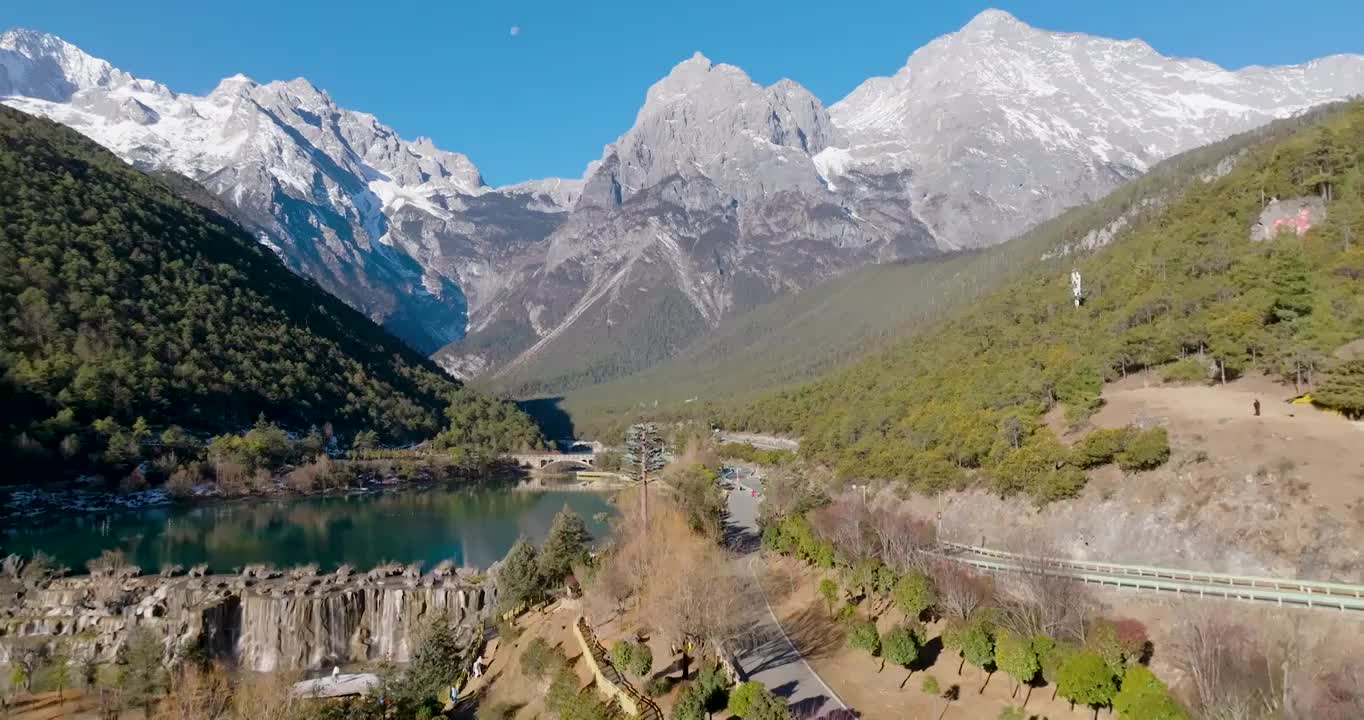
728, 101, 1364, 500
0, 107, 541, 478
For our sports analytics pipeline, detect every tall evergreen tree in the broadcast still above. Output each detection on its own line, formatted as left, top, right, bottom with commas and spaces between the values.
624, 422, 667, 523
539, 507, 593, 586
496, 538, 543, 613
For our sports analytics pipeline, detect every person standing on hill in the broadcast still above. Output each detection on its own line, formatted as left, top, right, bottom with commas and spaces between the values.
1254, 398, 1261, 417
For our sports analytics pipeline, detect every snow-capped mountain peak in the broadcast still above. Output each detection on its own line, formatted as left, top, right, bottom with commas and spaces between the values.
0, 29, 530, 353
0, 29, 151, 100
824, 8, 1364, 248
960, 7, 1027, 33
5, 16, 1364, 388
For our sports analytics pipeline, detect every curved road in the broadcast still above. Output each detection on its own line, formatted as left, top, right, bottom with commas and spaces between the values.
725, 471, 845, 718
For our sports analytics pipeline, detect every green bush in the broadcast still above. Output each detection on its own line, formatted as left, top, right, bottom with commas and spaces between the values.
609, 641, 633, 674
519, 638, 566, 680
1116, 427, 1171, 471
1072, 427, 1134, 468
847, 619, 881, 663
727, 681, 790, 720
672, 685, 705, 720
818, 578, 839, 613
609, 640, 652, 678
644, 675, 675, 698
1161, 357, 1211, 384
892, 571, 937, 620
692, 659, 730, 711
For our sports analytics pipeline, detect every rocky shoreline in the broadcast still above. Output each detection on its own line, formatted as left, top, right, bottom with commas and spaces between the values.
0, 556, 498, 672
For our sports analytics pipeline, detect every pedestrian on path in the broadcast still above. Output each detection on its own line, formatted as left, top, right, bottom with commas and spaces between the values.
1253, 398, 1261, 417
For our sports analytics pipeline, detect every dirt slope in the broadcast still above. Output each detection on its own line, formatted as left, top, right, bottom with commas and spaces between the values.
927, 372, 1364, 582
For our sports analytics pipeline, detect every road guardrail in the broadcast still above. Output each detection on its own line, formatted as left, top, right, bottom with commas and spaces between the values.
934, 543, 1364, 613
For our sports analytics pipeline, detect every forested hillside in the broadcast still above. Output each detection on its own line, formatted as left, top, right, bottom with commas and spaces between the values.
556, 106, 1347, 439
730, 101, 1364, 499
0, 107, 541, 478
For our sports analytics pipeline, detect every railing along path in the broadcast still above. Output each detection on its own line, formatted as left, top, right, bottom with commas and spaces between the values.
933, 542, 1364, 613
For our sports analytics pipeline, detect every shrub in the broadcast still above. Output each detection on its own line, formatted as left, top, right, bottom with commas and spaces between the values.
609, 641, 636, 675
673, 684, 705, 720
519, 638, 566, 680
166, 465, 199, 497
1057, 650, 1118, 711
1161, 358, 1209, 384
1116, 427, 1170, 471
726, 681, 790, 720
286, 455, 332, 493
1071, 427, 1134, 468
693, 659, 729, 711
920, 674, 940, 696
847, 620, 881, 666
608, 640, 653, 678
496, 617, 521, 644
1113, 664, 1188, 720
892, 571, 937, 620
818, 578, 839, 614
644, 675, 674, 698
628, 642, 653, 678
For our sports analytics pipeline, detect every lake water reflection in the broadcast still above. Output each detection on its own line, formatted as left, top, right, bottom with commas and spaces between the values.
3, 486, 615, 574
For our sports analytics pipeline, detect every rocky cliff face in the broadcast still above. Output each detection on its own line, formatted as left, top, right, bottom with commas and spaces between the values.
439, 54, 939, 390
5, 14, 1364, 386
0, 562, 495, 672
435, 14, 1364, 390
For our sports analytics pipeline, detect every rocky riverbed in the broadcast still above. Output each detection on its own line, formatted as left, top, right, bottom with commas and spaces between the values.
0, 557, 497, 672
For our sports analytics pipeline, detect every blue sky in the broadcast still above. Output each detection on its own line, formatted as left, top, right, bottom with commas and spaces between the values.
7, 1, 1364, 185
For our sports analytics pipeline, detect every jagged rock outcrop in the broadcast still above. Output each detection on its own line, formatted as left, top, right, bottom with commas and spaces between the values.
440, 54, 938, 389
0, 563, 495, 672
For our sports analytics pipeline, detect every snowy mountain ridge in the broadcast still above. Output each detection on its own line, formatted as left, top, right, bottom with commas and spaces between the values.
4, 12, 1364, 385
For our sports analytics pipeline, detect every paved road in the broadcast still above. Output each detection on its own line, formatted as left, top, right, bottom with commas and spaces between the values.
724, 472, 844, 719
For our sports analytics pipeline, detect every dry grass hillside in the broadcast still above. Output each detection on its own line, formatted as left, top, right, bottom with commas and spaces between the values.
925, 371, 1364, 582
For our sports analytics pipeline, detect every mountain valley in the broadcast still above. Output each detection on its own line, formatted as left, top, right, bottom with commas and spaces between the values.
5, 11, 1364, 392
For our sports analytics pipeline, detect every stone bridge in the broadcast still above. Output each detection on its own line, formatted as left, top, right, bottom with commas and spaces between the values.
508, 451, 598, 472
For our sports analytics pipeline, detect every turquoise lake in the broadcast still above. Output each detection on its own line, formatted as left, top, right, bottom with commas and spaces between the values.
2, 487, 615, 574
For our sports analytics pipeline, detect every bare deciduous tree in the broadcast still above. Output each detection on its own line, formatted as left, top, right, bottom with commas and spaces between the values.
1175, 611, 1284, 720
867, 507, 936, 573
991, 539, 1092, 642
642, 509, 752, 655
156, 663, 231, 720
810, 494, 873, 563
930, 562, 993, 621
